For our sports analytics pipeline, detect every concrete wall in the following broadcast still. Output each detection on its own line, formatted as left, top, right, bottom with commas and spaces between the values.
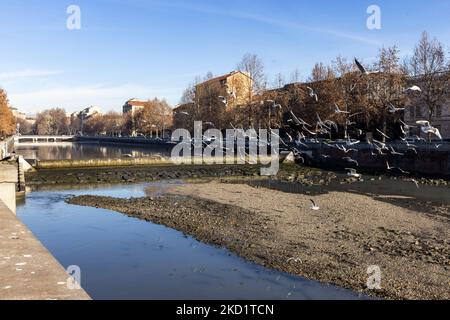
0, 163, 18, 213
0, 137, 15, 160
303, 142, 450, 177
0, 200, 91, 300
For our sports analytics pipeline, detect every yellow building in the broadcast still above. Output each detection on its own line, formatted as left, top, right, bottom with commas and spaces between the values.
195, 71, 253, 110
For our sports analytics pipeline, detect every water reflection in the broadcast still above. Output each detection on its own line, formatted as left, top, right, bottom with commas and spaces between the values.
15, 143, 173, 161
17, 183, 366, 300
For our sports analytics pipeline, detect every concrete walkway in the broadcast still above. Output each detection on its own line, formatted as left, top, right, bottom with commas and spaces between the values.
0, 201, 90, 300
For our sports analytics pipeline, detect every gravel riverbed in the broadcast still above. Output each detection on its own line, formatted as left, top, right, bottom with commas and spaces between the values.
67, 179, 450, 300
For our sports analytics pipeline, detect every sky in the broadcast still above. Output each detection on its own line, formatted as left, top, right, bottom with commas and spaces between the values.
0, 0, 449, 114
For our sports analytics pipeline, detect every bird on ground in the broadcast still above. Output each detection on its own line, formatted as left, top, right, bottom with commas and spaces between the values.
335, 103, 350, 114
286, 257, 302, 263
346, 168, 362, 178
309, 199, 320, 211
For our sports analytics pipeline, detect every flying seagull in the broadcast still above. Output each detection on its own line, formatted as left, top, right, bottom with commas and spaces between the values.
343, 157, 359, 166
405, 85, 422, 93
307, 86, 319, 102
309, 199, 320, 211
335, 103, 350, 114
387, 102, 405, 113
376, 129, 390, 140
354, 58, 378, 75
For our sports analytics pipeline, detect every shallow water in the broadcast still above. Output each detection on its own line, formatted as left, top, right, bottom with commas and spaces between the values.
17, 183, 366, 300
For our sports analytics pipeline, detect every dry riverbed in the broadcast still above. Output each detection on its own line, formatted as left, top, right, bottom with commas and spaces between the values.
67, 180, 450, 300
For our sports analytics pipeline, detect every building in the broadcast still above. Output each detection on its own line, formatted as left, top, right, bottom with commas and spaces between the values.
404, 74, 450, 140
123, 99, 146, 116
195, 71, 253, 110
404, 100, 450, 139
71, 105, 102, 120
172, 102, 194, 130
9, 107, 27, 120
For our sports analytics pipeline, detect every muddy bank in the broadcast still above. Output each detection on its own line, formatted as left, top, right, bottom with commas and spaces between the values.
68, 181, 449, 300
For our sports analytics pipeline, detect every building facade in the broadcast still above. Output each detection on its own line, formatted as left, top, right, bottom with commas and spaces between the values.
123, 99, 146, 116
194, 71, 253, 111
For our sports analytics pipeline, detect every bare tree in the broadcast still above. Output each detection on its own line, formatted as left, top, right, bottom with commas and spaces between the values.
34, 108, 69, 135
290, 68, 301, 83
369, 46, 407, 141
236, 53, 266, 93
407, 31, 450, 122
272, 73, 285, 89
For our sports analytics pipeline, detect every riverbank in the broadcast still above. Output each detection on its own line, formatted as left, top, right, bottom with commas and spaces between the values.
0, 200, 90, 300
68, 180, 450, 300
25, 164, 263, 186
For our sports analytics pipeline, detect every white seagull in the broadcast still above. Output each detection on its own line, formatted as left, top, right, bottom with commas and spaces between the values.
335, 103, 350, 114
309, 199, 320, 211
307, 86, 319, 102
387, 102, 405, 113
354, 58, 378, 75
405, 85, 422, 93
346, 168, 362, 178
376, 129, 390, 140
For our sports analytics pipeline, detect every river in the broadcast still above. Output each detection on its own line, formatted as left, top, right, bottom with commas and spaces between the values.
15, 143, 366, 299
15, 142, 173, 161
16, 183, 366, 300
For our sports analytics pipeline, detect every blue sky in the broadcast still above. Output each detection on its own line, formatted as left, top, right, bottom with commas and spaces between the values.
0, 0, 449, 114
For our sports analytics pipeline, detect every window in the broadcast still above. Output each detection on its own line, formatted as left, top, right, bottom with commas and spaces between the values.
409, 106, 415, 119
415, 105, 422, 118
435, 106, 442, 117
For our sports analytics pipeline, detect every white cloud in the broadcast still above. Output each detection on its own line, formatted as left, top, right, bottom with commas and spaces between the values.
8, 83, 182, 114
0, 69, 63, 81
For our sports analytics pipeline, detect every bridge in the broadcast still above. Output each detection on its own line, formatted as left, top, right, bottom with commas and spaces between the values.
14, 135, 75, 144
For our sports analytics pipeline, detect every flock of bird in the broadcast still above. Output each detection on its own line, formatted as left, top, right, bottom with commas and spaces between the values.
175, 58, 445, 211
